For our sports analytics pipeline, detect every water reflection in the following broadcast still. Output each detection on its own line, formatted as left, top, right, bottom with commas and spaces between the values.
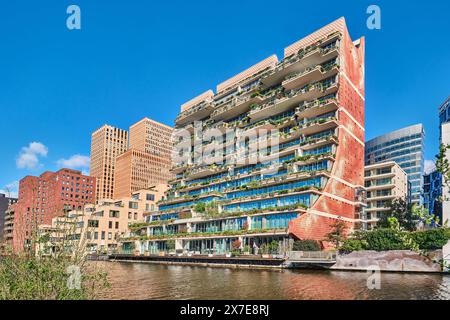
95, 262, 450, 300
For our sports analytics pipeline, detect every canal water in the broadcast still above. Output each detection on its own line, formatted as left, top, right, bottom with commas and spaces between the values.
96, 261, 450, 300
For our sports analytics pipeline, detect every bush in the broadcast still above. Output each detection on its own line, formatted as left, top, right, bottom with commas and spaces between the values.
410, 228, 450, 250
361, 228, 410, 251
292, 240, 321, 251
0, 250, 109, 300
193, 202, 206, 213
268, 240, 279, 254
339, 228, 450, 252
340, 239, 367, 252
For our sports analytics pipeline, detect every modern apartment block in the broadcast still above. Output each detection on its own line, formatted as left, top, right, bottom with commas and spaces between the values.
90, 124, 129, 201
365, 124, 425, 205
121, 18, 365, 254
12, 168, 96, 251
0, 193, 18, 241
37, 186, 167, 254
3, 205, 15, 245
364, 161, 408, 229
113, 118, 173, 199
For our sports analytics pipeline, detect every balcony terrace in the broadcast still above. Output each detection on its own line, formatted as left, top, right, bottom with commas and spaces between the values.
299, 134, 338, 151
248, 79, 338, 122
365, 183, 395, 192
186, 164, 230, 180
297, 116, 339, 136
222, 188, 321, 208
214, 66, 272, 100
282, 63, 339, 90
175, 99, 214, 126
261, 32, 341, 88
171, 162, 193, 174
366, 194, 394, 202
365, 206, 390, 213
210, 92, 265, 121
296, 97, 339, 119
365, 171, 396, 181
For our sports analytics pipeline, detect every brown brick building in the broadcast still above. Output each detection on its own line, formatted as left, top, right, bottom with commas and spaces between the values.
12, 168, 96, 251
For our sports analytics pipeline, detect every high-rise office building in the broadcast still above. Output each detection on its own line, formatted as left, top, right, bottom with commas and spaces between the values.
129, 117, 173, 158
12, 168, 96, 251
121, 17, 365, 254
365, 124, 425, 205
90, 125, 129, 200
113, 118, 173, 199
114, 149, 172, 198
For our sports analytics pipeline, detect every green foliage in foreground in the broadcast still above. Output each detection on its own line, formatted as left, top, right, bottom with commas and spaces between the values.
340, 228, 450, 253
0, 248, 109, 300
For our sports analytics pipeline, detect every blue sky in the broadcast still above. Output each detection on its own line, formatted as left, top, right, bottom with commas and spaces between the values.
0, 0, 449, 197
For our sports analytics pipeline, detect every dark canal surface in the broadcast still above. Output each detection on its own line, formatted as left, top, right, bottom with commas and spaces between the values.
96, 261, 450, 300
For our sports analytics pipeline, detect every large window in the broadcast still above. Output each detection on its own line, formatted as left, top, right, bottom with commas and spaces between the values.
88, 220, 99, 228
109, 210, 120, 218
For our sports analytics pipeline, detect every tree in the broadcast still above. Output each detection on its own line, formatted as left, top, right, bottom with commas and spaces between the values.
436, 143, 450, 192
377, 198, 418, 231
292, 240, 321, 251
325, 219, 347, 248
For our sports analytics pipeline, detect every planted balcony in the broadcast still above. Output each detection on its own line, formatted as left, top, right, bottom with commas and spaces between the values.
175, 99, 214, 126
186, 163, 230, 180
261, 31, 341, 88
282, 63, 340, 90
296, 96, 338, 119
297, 115, 339, 136
211, 91, 266, 121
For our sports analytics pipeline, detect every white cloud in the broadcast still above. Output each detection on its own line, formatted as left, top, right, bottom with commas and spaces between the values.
16, 142, 48, 169
57, 154, 90, 170
424, 159, 436, 175
0, 180, 19, 198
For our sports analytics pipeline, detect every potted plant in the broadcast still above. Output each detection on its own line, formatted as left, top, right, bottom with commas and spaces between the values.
230, 239, 241, 257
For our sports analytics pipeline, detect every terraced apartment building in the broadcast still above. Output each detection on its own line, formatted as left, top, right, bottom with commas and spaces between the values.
122, 18, 365, 255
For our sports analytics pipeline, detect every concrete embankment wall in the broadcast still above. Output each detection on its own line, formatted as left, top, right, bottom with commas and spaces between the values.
331, 250, 443, 273
108, 254, 285, 270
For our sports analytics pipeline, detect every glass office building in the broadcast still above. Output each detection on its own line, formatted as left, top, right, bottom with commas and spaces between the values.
365, 124, 425, 204
423, 168, 442, 221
